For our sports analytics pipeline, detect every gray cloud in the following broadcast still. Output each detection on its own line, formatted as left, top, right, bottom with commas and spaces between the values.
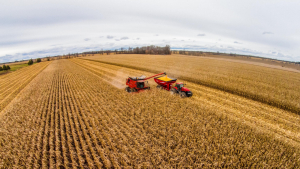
84, 38, 90, 41
107, 35, 114, 39
120, 37, 129, 40
115, 39, 120, 41
197, 34, 205, 36
234, 41, 242, 44
263, 32, 274, 35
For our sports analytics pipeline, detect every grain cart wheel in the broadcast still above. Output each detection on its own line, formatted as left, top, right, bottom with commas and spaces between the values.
170, 88, 177, 95
180, 92, 187, 98
156, 85, 162, 89
125, 87, 131, 93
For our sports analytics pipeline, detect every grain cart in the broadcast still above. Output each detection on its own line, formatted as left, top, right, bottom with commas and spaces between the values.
125, 72, 166, 93
154, 75, 193, 98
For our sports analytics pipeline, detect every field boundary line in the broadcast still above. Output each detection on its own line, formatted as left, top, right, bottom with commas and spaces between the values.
79, 58, 300, 115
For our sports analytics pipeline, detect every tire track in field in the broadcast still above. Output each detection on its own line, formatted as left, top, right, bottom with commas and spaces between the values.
71, 58, 300, 148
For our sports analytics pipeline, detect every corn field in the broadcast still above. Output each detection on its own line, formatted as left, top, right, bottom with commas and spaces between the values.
0, 57, 300, 168
0, 61, 50, 112
83, 54, 300, 114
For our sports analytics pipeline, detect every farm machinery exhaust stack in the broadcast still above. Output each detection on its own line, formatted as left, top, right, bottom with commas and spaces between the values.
125, 72, 192, 98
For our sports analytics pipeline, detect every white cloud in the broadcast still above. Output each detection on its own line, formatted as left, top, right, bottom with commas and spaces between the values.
120, 37, 129, 40
107, 35, 114, 39
234, 41, 242, 44
0, 0, 300, 62
263, 32, 274, 35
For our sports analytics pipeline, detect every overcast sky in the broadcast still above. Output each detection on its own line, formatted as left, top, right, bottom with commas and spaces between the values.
1, 0, 300, 63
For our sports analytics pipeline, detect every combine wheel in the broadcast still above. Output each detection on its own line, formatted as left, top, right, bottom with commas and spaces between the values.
125, 87, 131, 93
156, 85, 162, 89
131, 88, 137, 92
170, 88, 177, 95
179, 92, 187, 98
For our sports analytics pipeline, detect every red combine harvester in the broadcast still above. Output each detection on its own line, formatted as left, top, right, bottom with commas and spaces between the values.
126, 72, 193, 98
125, 72, 166, 93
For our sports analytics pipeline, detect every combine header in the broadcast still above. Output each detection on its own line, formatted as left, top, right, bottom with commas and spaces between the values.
125, 72, 192, 98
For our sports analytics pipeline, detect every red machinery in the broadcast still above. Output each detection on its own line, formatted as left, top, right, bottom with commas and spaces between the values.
154, 76, 193, 98
125, 72, 193, 98
125, 72, 166, 93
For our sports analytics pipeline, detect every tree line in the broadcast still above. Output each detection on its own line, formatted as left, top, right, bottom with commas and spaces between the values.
82, 45, 171, 55
28, 58, 41, 65
0, 64, 10, 71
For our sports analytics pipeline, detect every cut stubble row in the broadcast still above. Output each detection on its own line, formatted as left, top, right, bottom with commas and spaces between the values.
1, 59, 300, 168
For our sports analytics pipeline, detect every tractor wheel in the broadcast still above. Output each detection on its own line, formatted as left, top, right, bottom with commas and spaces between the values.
131, 88, 137, 92
170, 88, 177, 95
156, 85, 162, 89
179, 92, 187, 98
125, 87, 131, 93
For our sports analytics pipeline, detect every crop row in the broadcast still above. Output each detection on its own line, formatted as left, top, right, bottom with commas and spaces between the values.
71, 58, 300, 145
0, 61, 51, 113
69, 59, 300, 167
71, 59, 300, 166
1, 59, 300, 168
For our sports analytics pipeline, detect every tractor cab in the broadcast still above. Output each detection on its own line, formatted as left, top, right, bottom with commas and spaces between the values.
172, 82, 193, 97
175, 83, 184, 91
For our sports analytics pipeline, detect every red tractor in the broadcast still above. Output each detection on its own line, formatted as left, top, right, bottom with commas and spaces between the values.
170, 82, 193, 98
154, 75, 193, 98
